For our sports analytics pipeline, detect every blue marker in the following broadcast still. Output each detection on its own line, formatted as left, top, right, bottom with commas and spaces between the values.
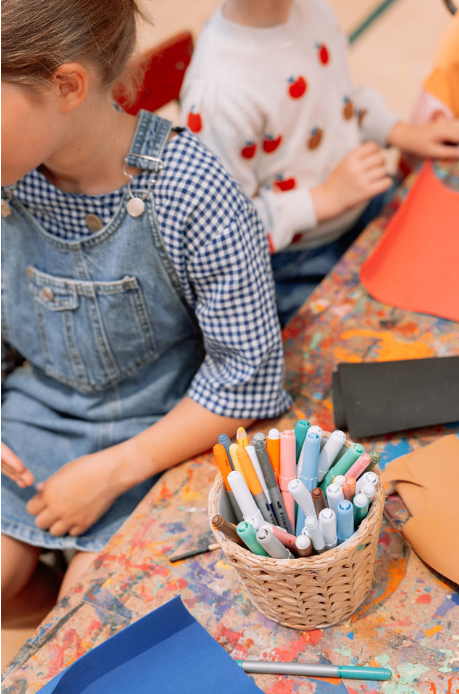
218, 433, 234, 470
337, 500, 354, 543
296, 431, 321, 533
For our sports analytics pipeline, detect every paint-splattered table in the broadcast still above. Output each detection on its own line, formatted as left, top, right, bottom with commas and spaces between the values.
3, 163, 459, 694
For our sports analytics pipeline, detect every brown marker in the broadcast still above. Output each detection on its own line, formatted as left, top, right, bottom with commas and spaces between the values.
311, 487, 327, 516
212, 514, 245, 546
295, 534, 313, 558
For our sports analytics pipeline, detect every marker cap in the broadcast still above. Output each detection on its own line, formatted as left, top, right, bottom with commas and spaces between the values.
318, 508, 337, 546
336, 499, 354, 541
304, 515, 325, 552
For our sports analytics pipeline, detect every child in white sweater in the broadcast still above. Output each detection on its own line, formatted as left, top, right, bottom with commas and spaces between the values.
181, 0, 459, 325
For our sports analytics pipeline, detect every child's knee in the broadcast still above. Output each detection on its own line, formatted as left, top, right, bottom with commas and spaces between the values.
1, 534, 41, 600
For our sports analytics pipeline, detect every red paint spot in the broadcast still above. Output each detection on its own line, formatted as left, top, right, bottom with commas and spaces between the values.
159, 480, 173, 500
446, 676, 455, 694
428, 682, 437, 694
265, 679, 296, 694
416, 593, 432, 604
178, 577, 188, 590
305, 629, 322, 645
216, 623, 244, 644
87, 619, 101, 635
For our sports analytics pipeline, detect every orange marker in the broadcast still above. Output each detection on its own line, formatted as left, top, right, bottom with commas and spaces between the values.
343, 476, 356, 502
236, 447, 274, 523
213, 444, 243, 522
229, 443, 248, 483
266, 428, 281, 482
236, 426, 249, 448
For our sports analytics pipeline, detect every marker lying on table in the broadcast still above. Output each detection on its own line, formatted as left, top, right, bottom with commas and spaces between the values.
235, 660, 392, 680
169, 542, 220, 562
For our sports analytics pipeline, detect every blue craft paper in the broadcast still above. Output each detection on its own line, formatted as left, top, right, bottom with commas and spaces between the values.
37, 596, 262, 693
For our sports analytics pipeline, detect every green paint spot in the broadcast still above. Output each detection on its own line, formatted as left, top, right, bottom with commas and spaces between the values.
310, 332, 322, 351
439, 666, 453, 673
334, 647, 352, 657
376, 654, 390, 667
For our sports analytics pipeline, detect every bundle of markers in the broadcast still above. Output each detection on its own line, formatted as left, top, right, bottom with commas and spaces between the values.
212, 421, 381, 560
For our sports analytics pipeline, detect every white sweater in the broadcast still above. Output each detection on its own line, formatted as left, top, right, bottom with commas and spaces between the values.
180, 0, 399, 252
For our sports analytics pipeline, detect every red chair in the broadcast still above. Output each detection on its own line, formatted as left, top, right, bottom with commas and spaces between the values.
114, 31, 194, 115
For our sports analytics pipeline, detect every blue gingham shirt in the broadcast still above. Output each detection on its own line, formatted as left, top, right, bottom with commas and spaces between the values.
7, 129, 292, 419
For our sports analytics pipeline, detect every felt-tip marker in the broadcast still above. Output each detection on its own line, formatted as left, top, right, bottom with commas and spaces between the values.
254, 440, 293, 533
235, 660, 392, 680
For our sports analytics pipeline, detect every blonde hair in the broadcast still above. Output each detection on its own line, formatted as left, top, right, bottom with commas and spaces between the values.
1, 0, 143, 92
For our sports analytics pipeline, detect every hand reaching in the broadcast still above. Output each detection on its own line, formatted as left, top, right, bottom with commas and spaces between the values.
388, 119, 459, 159
1, 441, 34, 487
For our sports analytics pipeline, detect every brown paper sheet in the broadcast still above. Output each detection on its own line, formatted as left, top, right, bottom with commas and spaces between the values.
381, 435, 459, 584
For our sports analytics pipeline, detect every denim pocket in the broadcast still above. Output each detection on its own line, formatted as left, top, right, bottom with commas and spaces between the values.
27, 266, 159, 391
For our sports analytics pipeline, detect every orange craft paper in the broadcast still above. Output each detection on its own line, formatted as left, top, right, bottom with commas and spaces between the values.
381, 435, 459, 584
360, 162, 459, 322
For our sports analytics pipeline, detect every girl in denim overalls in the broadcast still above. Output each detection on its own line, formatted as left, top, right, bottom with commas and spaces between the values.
1, 0, 292, 628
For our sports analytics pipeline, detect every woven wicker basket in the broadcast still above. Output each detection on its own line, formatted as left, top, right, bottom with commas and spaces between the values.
208, 432, 385, 630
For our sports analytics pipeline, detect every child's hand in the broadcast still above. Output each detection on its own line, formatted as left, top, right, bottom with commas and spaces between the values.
26, 447, 128, 537
1, 442, 35, 487
388, 120, 459, 159
311, 143, 392, 222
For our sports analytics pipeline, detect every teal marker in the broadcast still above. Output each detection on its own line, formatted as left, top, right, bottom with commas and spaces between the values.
236, 660, 392, 680
294, 419, 311, 462
353, 493, 370, 525
236, 521, 268, 556
321, 443, 364, 491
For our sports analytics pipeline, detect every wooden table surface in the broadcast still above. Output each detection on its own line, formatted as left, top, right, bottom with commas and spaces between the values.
3, 163, 459, 694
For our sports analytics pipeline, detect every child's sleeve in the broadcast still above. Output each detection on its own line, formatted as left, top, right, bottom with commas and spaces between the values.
183, 190, 292, 420
180, 81, 316, 252
351, 85, 400, 148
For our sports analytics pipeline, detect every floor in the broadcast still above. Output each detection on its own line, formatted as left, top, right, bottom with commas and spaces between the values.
1, 0, 454, 671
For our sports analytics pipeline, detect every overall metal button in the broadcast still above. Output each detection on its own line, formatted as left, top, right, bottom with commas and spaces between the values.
42, 287, 54, 302
85, 213, 104, 232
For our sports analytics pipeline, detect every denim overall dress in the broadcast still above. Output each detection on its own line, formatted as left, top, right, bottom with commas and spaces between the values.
1, 112, 205, 551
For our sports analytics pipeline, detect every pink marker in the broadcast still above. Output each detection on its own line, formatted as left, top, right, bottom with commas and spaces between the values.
346, 453, 372, 481
279, 430, 297, 530
260, 523, 298, 553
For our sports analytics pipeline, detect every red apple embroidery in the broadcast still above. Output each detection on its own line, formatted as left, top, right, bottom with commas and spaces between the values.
287, 76, 307, 99
342, 96, 355, 120
263, 134, 283, 153
187, 109, 202, 133
274, 175, 296, 191
241, 141, 257, 159
316, 43, 330, 65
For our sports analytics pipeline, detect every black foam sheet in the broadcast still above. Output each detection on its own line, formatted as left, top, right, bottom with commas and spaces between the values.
332, 356, 459, 438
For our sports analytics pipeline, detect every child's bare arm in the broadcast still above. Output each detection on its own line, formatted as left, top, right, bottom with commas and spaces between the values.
25, 398, 253, 537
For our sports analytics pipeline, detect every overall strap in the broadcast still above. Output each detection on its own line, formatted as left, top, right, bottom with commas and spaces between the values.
124, 111, 173, 174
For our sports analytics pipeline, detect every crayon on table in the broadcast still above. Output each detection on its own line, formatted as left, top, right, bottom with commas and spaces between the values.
346, 453, 372, 481
257, 526, 294, 559
266, 429, 281, 482
295, 534, 313, 557
337, 500, 355, 543
321, 443, 365, 491
311, 487, 327, 516
227, 470, 265, 528
254, 440, 293, 533
294, 419, 311, 462
212, 514, 245, 546
353, 493, 370, 524
236, 446, 275, 524
317, 429, 346, 483
213, 444, 243, 522
279, 430, 297, 529
237, 521, 268, 556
